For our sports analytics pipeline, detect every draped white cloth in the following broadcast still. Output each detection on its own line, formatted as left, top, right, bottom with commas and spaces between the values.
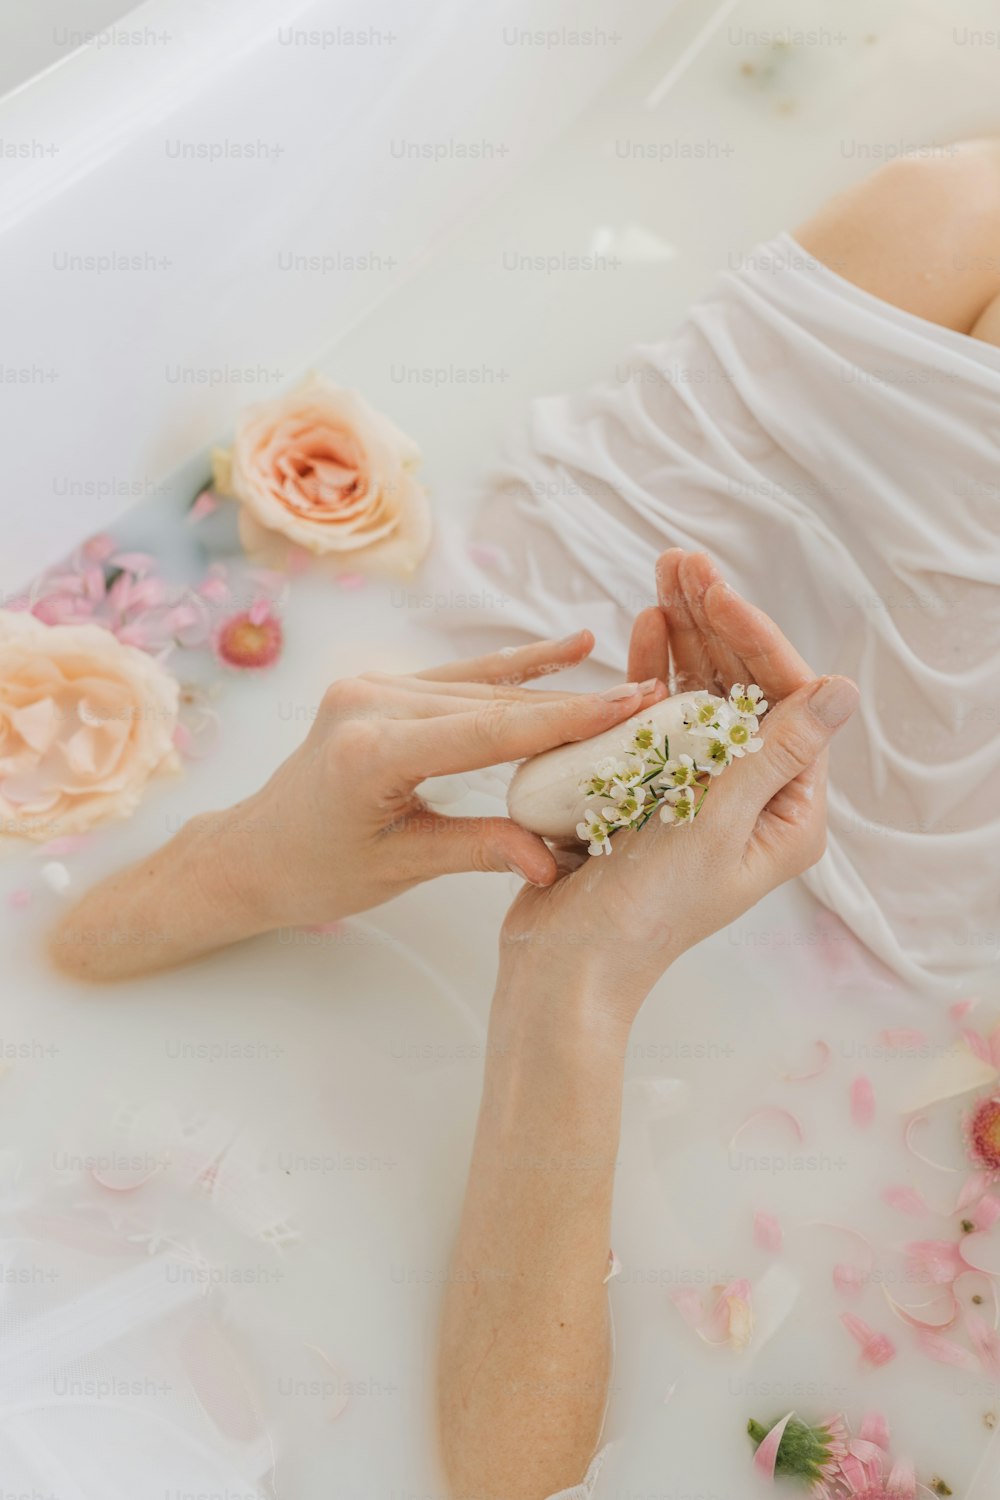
447, 232, 1000, 996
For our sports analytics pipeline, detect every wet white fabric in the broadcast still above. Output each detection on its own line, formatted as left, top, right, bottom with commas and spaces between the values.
447, 232, 1000, 995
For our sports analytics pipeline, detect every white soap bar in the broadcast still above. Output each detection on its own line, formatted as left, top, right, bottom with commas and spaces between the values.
507, 692, 714, 840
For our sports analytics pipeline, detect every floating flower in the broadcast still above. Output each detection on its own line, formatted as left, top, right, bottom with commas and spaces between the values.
964, 1093, 1000, 1178
747, 1411, 848, 1489
0, 611, 178, 840
212, 373, 431, 576
214, 606, 284, 671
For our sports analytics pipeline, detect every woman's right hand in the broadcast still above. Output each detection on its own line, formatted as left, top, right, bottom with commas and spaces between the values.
500, 552, 859, 1026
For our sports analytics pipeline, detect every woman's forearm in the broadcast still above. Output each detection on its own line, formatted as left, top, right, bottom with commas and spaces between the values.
438, 959, 638, 1500
47, 805, 271, 982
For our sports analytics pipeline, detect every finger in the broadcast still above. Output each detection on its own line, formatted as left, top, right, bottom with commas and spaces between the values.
393, 812, 559, 886
678, 552, 745, 692
702, 580, 814, 700
416, 630, 594, 686
365, 673, 593, 705
741, 753, 829, 884
384, 685, 650, 781
655, 549, 714, 691
703, 676, 859, 836
627, 606, 670, 684
374, 678, 664, 722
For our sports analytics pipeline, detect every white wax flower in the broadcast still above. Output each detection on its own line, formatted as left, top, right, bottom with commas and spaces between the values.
507, 684, 769, 852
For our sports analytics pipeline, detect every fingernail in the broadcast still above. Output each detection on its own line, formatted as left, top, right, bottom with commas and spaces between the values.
507, 861, 530, 882
554, 631, 583, 646
638, 678, 661, 694
601, 681, 639, 701
809, 676, 859, 727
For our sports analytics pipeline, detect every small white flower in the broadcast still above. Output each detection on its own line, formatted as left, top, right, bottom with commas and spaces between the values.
717, 710, 763, 757
698, 737, 734, 774
629, 720, 664, 757
576, 808, 614, 856
684, 692, 724, 730
656, 753, 700, 791
659, 787, 697, 825
729, 683, 768, 718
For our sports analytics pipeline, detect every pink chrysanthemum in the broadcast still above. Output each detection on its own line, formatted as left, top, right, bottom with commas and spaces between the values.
964, 1093, 1000, 1177
214, 607, 283, 670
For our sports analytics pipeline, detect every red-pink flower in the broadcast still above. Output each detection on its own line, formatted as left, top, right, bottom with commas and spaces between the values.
214, 606, 283, 670
964, 1093, 1000, 1178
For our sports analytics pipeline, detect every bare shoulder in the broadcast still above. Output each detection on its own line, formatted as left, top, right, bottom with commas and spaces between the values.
793, 138, 1000, 340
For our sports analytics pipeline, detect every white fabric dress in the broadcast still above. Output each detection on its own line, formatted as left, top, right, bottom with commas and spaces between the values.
451, 231, 1000, 998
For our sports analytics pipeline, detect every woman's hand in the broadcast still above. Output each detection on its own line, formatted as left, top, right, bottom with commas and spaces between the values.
500, 551, 859, 1022
49, 633, 665, 980
209, 633, 666, 930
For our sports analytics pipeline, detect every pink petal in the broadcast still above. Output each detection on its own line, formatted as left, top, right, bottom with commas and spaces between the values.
966, 1311, 1000, 1378
188, 490, 220, 523
963, 1028, 992, 1065
882, 1185, 929, 1217
753, 1210, 783, 1253
669, 1286, 705, 1327
37, 834, 92, 858
782, 1039, 831, 1082
881, 1285, 958, 1331
834, 1263, 869, 1297
958, 1229, 1000, 1276
858, 1410, 891, 1449
963, 1193, 1000, 1231
82, 533, 116, 562
917, 1328, 981, 1371
729, 1107, 804, 1149
7, 887, 32, 911
336, 572, 367, 591
879, 1029, 928, 1049
753, 1410, 795, 1480
840, 1312, 896, 1366
904, 1238, 967, 1286
850, 1075, 876, 1128
950, 996, 979, 1022
886, 1458, 916, 1499
198, 576, 230, 604
954, 1170, 993, 1213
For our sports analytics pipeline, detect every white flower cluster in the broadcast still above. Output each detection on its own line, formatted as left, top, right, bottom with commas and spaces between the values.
575, 684, 768, 856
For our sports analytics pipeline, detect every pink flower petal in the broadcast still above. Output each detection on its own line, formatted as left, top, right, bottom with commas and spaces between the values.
963, 1028, 993, 1065
963, 1193, 1000, 1231
850, 1075, 876, 1128
753, 1410, 795, 1480
966, 1310, 1000, 1378
881, 1185, 929, 1217
858, 1409, 891, 1449
7, 889, 32, 911
905, 1238, 968, 1286
954, 1170, 993, 1213
881, 1285, 959, 1332
753, 1210, 783, 1253
879, 1029, 928, 1049
917, 1327, 981, 1371
189, 490, 220, 523
37, 834, 91, 858
834, 1263, 869, 1297
886, 1458, 916, 1499
958, 1229, 1000, 1276
840, 1312, 897, 1367
82, 533, 116, 562
336, 571, 367, 591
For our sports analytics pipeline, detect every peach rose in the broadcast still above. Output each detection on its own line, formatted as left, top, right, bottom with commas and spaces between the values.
0, 611, 179, 841
213, 374, 431, 574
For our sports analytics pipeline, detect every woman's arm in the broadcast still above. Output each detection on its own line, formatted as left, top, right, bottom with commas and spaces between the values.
438, 552, 860, 1500
48, 635, 665, 982
438, 959, 631, 1500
